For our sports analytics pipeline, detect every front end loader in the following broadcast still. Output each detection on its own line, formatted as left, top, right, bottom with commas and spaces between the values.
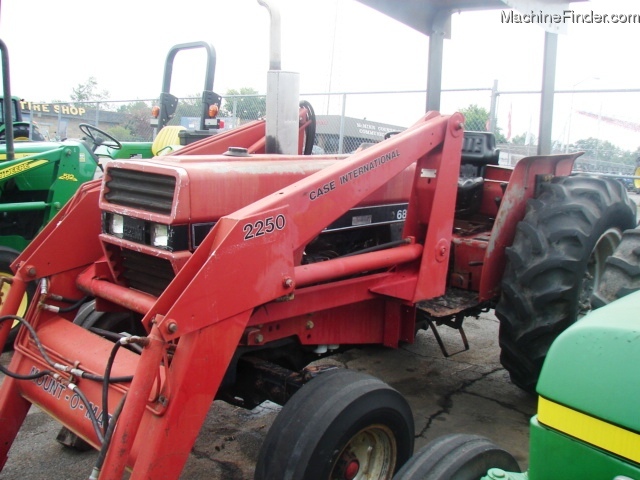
0, 102, 634, 479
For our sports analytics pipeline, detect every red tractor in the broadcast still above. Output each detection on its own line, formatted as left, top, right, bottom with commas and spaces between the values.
0, 104, 635, 479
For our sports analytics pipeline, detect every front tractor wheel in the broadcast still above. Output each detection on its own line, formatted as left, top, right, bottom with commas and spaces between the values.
495, 175, 636, 392
392, 434, 520, 480
254, 369, 414, 480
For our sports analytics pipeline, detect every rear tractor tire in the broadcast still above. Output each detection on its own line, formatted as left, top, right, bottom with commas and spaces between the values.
495, 176, 636, 392
591, 227, 640, 307
254, 369, 414, 480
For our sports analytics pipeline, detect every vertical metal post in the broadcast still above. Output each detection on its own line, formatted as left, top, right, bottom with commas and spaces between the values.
232, 97, 237, 127
57, 107, 62, 141
0, 39, 15, 160
426, 9, 450, 112
338, 93, 346, 154
489, 79, 498, 133
538, 31, 558, 155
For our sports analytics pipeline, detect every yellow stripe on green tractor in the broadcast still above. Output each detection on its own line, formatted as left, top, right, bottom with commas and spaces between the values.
0, 158, 48, 180
537, 397, 640, 464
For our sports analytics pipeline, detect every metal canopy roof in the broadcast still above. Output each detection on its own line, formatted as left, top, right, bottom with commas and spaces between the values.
354, 0, 588, 155
355, 0, 507, 37
355, 0, 583, 36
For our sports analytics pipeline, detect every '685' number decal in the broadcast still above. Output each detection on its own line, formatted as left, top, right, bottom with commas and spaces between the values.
243, 214, 286, 240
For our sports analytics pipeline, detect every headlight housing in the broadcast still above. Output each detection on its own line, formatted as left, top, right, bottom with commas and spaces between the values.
102, 213, 188, 251
110, 214, 124, 237
151, 224, 169, 248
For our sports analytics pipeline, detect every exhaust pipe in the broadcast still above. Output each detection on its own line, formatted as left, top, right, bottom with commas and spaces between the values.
258, 0, 300, 155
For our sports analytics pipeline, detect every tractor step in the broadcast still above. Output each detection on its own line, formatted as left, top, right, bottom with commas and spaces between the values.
416, 288, 479, 357
417, 288, 480, 317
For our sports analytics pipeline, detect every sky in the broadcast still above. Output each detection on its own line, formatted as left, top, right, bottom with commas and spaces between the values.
1, 0, 639, 151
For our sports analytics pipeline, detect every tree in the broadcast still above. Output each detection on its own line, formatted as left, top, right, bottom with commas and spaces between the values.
458, 104, 507, 143
117, 101, 153, 141
105, 125, 135, 141
220, 87, 266, 121
510, 132, 537, 146
573, 137, 638, 173
574, 137, 627, 163
174, 94, 203, 121
70, 77, 110, 104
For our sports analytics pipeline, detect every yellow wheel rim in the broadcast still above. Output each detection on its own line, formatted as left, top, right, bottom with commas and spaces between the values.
0, 271, 29, 328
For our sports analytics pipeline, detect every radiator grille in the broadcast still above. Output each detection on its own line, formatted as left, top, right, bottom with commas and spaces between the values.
121, 249, 175, 297
105, 169, 176, 215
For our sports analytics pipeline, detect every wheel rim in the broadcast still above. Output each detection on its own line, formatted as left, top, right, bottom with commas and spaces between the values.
579, 227, 622, 317
0, 271, 28, 328
331, 425, 397, 480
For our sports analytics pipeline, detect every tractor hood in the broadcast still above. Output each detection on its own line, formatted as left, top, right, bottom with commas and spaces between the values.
99, 154, 415, 225
537, 290, 640, 435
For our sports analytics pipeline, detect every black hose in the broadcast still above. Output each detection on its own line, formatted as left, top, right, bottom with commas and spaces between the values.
0, 314, 133, 441
102, 341, 122, 436
70, 383, 105, 445
56, 295, 91, 313
88, 327, 144, 354
92, 392, 127, 477
0, 362, 55, 380
81, 372, 134, 384
0, 315, 58, 368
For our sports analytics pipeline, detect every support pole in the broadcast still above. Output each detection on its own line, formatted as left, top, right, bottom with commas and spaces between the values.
426, 9, 451, 112
538, 31, 558, 155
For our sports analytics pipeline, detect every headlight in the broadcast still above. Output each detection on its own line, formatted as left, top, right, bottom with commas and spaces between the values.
111, 214, 124, 237
102, 212, 188, 251
151, 223, 169, 248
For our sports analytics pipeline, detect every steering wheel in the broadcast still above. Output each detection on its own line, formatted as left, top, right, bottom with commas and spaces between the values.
79, 123, 122, 151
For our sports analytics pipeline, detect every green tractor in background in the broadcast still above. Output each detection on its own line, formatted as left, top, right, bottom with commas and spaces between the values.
0, 95, 45, 142
0, 39, 222, 348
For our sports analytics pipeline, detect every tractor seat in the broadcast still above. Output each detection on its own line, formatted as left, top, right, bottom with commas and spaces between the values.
455, 132, 500, 217
152, 126, 186, 156
460, 131, 499, 166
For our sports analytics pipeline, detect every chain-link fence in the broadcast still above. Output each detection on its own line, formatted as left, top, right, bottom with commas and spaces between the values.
21, 87, 640, 173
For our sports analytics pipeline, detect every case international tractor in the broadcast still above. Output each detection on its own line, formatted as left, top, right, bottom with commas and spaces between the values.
0, 5, 637, 479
